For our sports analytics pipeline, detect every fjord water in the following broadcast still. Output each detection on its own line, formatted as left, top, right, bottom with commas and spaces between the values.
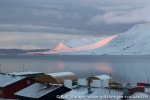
0, 55, 149, 84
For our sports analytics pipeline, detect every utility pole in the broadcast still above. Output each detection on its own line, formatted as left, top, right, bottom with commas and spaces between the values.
0, 64, 1, 73
109, 73, 111, 100
23, 64, 24, 72
148, 76, 149, 93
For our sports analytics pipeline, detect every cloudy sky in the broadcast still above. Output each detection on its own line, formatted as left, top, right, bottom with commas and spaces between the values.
0, 0, 150, 49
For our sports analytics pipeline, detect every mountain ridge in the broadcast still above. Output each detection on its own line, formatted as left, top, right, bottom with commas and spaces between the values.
67, 23, 150, 55
25, 23, 150, 55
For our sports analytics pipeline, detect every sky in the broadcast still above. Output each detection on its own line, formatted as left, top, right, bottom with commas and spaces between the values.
0, 0, 150, 49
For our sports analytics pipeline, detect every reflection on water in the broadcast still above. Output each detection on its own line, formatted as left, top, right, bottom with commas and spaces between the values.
56, 61, 65, 70
94, 63, 112, 74
0, 55, 150, 84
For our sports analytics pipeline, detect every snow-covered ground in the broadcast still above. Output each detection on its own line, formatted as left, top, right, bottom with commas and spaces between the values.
61, 86, 150, 100
61, 87, 123, 100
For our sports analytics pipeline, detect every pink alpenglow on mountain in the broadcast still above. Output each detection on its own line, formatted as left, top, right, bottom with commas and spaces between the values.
51, 43, 71, 51
43, 34, 117, 54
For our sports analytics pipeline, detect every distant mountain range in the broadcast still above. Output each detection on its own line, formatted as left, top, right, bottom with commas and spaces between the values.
0, 49, 49, 55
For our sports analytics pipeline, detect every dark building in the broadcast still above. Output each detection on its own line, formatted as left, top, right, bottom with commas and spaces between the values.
15, 83, 71, 100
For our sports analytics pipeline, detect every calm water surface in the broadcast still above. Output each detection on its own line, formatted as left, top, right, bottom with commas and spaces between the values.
0, 55, 150, 84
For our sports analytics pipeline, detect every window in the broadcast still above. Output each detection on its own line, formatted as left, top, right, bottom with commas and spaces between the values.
26, 80, 31, 85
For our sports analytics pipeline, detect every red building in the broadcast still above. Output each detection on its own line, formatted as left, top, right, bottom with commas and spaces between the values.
123, 86, 145, 96
128, 86, 145, 95
137, 82, 145, 86
0, 73, 36, 99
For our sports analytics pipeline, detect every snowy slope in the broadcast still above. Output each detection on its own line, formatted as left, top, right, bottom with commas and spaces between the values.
43, 35, 117, 54
55, 23, 150, 55
43, 38, 102, 54
62, 38, 102, 48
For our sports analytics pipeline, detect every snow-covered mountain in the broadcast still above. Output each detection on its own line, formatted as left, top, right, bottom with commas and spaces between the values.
30, 23, 150, 55
43, 35, 117, 54
60, 23, 150, 55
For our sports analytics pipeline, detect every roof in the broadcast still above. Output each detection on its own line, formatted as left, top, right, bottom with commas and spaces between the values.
91, 75, 111, 80
62, 86, 123, 100
15, 83, 62, 98
48, 72, 75, 77
8, 71, 44, 76
35, 72, 78, 84
0, 74, 25, 87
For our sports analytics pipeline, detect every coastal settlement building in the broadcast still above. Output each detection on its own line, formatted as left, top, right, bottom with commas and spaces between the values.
15, 83, 71, 100
78, 75, 119, 88
35, 72, 78, 84
0, 73, 36, 99
15, 72, 78, 100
